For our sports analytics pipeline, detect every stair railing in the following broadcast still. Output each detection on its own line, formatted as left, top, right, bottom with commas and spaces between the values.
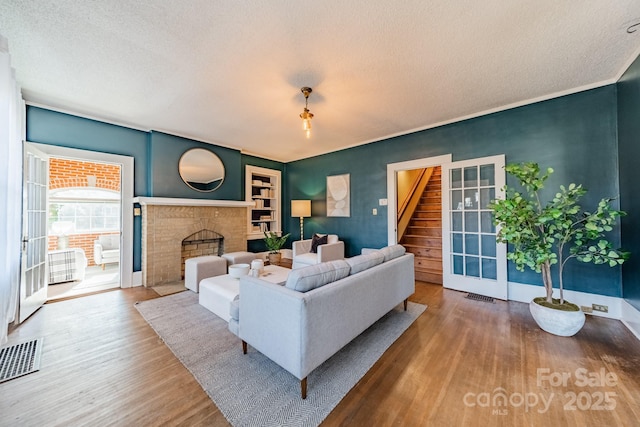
397, 167, 434, 241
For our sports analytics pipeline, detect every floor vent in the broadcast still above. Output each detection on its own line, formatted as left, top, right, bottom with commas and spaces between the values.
0, 338, 43, 383
465, 293, 495, 303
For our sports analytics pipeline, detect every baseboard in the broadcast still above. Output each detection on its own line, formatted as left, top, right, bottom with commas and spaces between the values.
132, 271, 142, 287
508, 281, 621, 319
621, 300, 640, 341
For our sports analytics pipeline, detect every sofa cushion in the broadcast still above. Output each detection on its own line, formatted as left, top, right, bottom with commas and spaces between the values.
285, 260, 351, 292
379, 244, 406, 262
310, 233, 328, 253
346, 252, 385, 275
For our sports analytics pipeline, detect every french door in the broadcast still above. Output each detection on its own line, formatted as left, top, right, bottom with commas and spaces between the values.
441, 155, 507, 300
19, 143, 49, 322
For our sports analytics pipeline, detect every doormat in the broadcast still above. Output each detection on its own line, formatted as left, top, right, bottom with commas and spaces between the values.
0, 338, 43, 383
465, 293, 495, 303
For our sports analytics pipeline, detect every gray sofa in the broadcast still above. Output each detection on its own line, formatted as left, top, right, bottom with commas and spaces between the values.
229, 244, 415, 398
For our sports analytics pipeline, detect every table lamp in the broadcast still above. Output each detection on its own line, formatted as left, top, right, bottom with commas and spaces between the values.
291, 200, 311, 240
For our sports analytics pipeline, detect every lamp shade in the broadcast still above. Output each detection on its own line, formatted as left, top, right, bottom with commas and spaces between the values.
291, 200, 311, 217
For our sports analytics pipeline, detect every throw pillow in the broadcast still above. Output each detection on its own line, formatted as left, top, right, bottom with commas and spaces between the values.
285, 260, 351, 292
310, 233, 328, 253
379, 244, 407, 262
346, 251, 385, 275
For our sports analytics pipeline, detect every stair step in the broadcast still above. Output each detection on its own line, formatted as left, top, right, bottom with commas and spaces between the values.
407, 226, 442, 237
413, 210, 441, 219
420, 196, 441, 204
414, 256, 442, 270
424, 190, 441, 197
402, 244, 443, 258
402, 235, 441, 246
409, 218, 441, 227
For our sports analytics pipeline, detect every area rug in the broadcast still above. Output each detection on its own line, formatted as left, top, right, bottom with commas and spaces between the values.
151, 282, 186, 296
134, 291, 426, 427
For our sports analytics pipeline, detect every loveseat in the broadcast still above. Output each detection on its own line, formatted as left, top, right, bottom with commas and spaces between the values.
229, 244, 415, 398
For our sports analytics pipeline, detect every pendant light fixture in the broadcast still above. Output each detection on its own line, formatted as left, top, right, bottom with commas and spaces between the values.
299, 87, 313, 138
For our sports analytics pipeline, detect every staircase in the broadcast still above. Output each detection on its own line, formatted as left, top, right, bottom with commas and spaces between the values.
400, 167, 443, 284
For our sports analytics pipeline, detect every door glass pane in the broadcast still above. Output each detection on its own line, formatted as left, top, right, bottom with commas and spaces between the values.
465, 256, 480, 277
464, 189, 478, 210
464, 212, 478, 232
451, 190, 463, 211
480, 164, 495, 186
464, 166, 478, 187
482, 258, 497, 280
452, 212, 462, 231
453, 255, 464, 275
481, 235, 497, 257
465, 234, 479, 255
452, 233, 463, 253
451, 168, 462, 189
481, 212, 495, 233
479, 188, 494, 209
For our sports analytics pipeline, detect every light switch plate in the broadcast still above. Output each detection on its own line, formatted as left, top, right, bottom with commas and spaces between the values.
372, 208, 377, 215
379, 198, 388, 206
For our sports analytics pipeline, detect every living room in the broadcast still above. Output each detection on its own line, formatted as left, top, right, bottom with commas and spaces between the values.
2, 2, 640, 425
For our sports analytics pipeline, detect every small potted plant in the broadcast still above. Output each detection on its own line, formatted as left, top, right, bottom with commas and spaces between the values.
490, 162, 628, 336
263, 231, 290, 265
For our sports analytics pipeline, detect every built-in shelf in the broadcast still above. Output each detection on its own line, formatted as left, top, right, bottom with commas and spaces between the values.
133, 197, 254, 207
246, 165, 282, 240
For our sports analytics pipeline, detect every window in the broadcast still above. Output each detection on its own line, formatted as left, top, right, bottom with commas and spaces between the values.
49, 188, 120, 234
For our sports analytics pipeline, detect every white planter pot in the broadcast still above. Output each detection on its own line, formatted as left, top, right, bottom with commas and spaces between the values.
529, 299, 586, 337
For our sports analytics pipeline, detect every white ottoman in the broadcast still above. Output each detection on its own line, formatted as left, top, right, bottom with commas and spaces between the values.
199, 265, 290, 321
184, 255, 227, 293
199, 275, 239, 322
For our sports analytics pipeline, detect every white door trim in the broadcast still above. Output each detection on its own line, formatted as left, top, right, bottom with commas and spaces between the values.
29, 143, 134, 288
386, 154, 452, 245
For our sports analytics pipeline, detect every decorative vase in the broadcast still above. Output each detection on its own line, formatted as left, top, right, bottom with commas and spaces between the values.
268, 252, 281, 266
529, 299, 586, 337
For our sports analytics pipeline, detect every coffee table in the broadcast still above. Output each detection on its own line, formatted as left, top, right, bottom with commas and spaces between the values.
199, 264, 290, 321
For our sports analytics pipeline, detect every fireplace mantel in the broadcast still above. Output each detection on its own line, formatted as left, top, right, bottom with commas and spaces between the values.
133, 197, 253, 207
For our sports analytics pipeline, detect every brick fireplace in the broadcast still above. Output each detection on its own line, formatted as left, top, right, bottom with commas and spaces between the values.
137, 198, 252, 287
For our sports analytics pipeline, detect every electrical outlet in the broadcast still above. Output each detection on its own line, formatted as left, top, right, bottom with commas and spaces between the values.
592, 304, 608, 313
581, 306, 593, 314
372, 208, 377, 215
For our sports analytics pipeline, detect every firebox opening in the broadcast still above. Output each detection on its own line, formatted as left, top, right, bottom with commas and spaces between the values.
181, 229, 224, 279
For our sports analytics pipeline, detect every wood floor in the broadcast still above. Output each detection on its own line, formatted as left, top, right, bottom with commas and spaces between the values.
2, 283, 639, 426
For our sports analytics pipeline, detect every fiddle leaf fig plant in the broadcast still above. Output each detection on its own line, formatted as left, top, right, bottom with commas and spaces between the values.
490, 162, 629, 307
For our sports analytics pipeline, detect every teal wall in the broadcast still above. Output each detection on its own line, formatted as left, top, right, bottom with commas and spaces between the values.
617, 55, 640, 311
148, 131, 241, 200
287, 86, 623, 297
25, 82, 631, 298
25, 106, 287, 271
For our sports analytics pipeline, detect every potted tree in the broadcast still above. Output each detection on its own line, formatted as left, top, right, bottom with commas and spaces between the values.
263, 231, 290, 266
490, 162, 628, 336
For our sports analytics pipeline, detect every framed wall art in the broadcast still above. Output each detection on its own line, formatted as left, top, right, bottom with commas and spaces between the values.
326, 174, 350, 217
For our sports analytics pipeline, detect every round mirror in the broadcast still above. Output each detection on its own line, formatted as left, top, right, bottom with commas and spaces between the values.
178, 148, 225, 192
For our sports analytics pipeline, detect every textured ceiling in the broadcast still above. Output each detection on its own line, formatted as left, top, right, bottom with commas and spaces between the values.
1, 1, 640, 162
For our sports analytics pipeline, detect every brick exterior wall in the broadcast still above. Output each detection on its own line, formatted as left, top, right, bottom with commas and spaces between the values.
48, 158, 121, 264
142, 205, 247, 287
49, 158, 121, 191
